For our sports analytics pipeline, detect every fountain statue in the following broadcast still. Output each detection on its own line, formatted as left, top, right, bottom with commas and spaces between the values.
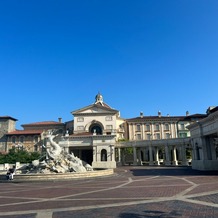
22, 131, 93, 174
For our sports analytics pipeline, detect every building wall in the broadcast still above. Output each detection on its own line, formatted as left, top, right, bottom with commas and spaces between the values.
73, 113, 118, 135
0, 118, 16, 152
6, 134, 43, 152
127, 120, 179, 141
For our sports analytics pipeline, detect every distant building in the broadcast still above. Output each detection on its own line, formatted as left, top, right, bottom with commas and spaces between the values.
0, 116, 17, 152
5, 119, 65, 152
126, 111, 206, 141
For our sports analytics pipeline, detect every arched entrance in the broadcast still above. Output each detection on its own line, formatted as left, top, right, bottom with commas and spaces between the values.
89, 123, 103, 135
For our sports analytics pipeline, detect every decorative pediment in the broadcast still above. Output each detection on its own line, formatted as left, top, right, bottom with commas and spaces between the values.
72, 104, 118, 115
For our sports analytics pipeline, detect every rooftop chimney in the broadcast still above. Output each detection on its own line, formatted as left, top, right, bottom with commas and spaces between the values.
140, 111, 143, 118
58, 118, 62, 123
158, 111, 161, 117
186, 111, 190, 116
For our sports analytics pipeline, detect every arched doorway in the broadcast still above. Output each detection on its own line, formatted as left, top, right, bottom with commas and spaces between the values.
89, 123, 103, 135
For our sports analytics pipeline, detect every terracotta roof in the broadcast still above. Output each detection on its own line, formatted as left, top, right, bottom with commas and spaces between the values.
22, 121, 63, 126
6, 130, 43, 135
0, 116, 18, 121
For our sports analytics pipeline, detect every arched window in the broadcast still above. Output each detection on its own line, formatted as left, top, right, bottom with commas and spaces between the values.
90, 124, 103, 135
101, 149, 107, 161
11, 136, 16, 143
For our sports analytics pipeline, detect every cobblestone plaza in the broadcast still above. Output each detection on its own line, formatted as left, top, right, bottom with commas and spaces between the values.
0, 166, 218, 218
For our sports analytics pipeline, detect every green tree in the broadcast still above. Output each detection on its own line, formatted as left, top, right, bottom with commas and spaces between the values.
0, 148, 41, 164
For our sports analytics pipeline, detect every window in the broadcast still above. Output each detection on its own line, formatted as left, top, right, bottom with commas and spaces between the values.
106, 125, 113, 130
77, 126, 84, 130
136, 134, 141, 140
165, 133, 171, 139
155, 124, 159, 131
19, 136, 24, 143
180, 124, 185, 130
155, 133, 160, 140
179, 133, 187, 138
34, 136, 38, 143
136, 124, 141, 131
164, 124, 169, 131
145, 124, 150, 131
105, 116, 112, 121
147, 134, 151, 140
77, 117, 84, 122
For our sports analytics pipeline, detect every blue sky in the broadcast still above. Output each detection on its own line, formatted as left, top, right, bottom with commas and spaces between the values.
0, 0, 218, 129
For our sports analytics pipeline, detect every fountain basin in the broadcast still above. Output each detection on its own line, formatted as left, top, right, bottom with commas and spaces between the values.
0, 169, 114, 182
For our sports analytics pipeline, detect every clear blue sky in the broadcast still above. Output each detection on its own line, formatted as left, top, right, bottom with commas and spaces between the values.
1, 0, 218, 129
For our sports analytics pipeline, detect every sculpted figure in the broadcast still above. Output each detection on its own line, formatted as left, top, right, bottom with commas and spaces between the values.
23, 131, 93, 174
46, 132, 62, 160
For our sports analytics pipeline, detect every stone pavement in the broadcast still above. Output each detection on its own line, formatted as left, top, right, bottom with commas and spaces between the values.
0, 166, 218, 218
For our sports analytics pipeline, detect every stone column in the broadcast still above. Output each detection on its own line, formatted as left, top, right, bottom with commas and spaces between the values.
118, 148, 121, 162
149, 145, 154, 165
137, 148, 142, 165
92, 146, 97, 163
164, 144, 171, 166
121, 148, 125, 165
142, 124, 145, 140
181, 145, 189, 166
210, 138, 216, 160
172, 146, 178, 166
155, 147, 160, 165
133, 146, 138, 165
111, 145, 115, 162
200, 137, 207, 160
142, 148, 147, 163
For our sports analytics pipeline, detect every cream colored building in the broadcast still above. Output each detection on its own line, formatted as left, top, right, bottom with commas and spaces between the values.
59, 93, 125, 168
126, 111, 205, 141
187, 106, 218, 170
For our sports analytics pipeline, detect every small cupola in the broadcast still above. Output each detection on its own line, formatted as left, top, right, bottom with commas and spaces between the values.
95, 92, 103, 105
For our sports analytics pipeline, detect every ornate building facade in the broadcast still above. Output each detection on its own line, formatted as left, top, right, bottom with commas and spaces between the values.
0, 93, 210, 169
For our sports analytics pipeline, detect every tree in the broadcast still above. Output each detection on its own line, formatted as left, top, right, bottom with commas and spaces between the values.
0, 148, 41, 164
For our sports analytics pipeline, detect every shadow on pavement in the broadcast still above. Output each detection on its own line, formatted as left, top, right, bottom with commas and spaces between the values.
129, 166, 218, 177
119, 210, 181, 218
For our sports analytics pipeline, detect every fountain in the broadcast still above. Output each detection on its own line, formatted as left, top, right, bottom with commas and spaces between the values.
0, 132, 114, 181
25, 131, 93, 174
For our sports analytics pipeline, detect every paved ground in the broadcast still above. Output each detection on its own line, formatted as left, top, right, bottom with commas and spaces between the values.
0, 166, 218, 218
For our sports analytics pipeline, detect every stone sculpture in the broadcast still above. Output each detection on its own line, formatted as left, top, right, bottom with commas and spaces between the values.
23, 131, 93, 174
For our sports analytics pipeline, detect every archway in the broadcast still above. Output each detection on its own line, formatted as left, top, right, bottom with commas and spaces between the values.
89, 123, 103, 135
